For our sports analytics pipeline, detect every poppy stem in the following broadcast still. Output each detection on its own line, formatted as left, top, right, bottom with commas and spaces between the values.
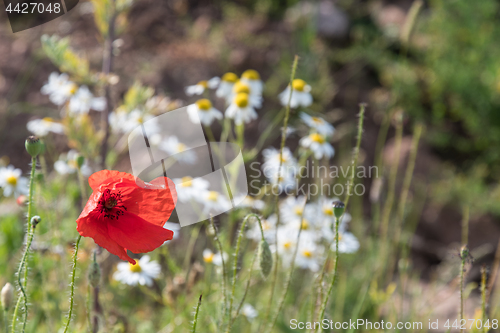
315, 215, 341, 333
63, 235, 82, 333
232, 248, 258, 322
11, 157, 37, 333
266, 55, 299, 328
227, 214, 254, 332
267, 199, 307, 333
191, 294, 203, 333
209, 217, 228, 320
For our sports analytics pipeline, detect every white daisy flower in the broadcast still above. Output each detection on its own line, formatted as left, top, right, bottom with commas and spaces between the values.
41, 72, 77, 106
185, 77, 220, 96
113, 255, 161, 287
279, 79, 313, 108
300, 133, 335, 160
300, 113, 334, 137
279, 196, 319, 240
27, 117, 65, 137
262, 147, 298, 192
54, 150, 92, 176
240, 69, 264, 96
225, 93, 258, 125
227, 81, 263, 108
201, 190, 232, 214
203, 249, 228, 266
0, 165, 28, 197
241, 304, 258, 320
234, 194, 265, 211
187, 99, 223, 126
294, 237, 324, 272
330, 232, 360, 254
216, 72, 239, 99
109, 109, 157, 134
158, 136, 197, 164
172, 176, 209, 203
246, 214, 277, 243
68, 86, 106, 115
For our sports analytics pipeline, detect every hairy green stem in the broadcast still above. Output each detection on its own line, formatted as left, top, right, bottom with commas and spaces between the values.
192, 294, 203, 333
481, 265, 487, 324
267, 199, 307, 333
316, 215, 341, 333
459, 255, 466, 333
11, 157, 37, 333
209, 217, 228, 320
63, 235, 82, 333
266, 55, 299, 325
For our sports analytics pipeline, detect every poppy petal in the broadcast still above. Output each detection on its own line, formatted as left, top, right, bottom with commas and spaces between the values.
76, 213, 136, 264
107, 211, 174, 254
89, 170, 135, 190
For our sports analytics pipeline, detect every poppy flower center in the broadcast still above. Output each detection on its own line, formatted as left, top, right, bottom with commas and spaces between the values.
98, 189, 127, 220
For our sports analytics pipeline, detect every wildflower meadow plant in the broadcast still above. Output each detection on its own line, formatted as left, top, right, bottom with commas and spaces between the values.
4, 1, 491, 332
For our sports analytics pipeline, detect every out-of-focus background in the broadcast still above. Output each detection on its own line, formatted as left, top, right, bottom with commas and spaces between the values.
2, 0, 500, 332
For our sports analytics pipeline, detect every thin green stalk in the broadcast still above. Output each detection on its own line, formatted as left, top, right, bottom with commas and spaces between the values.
63, 235, 82, 333
344, 104, 366, 209
379, 113, 403, 252
209, 217, 228, 319
192, 294, 203, 333
226, 215, 252, 332
266, 55, 299, 325
233, 249, 258, 319
481, 265, 487, 325
86, 285, 92, 333
183, 225, 203, 283
316, 215, 341, 333
11, 157, 37, 333
4, 309, 8, 333
462, 206, 470, 246
459, 254, 466, 333
267, 199, 307, 333
387, 123, 423, 283
236, 123, 244, 148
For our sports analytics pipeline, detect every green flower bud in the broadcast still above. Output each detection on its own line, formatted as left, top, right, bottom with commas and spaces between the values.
25, 136, 43, 158
75, 155, 85, 169
31, 215, 41, 229
332, 201, 345, 219
1, 283, 14, 311
258, 239, 273, 279
88, 260, 101, 288
460, 245, 469, 260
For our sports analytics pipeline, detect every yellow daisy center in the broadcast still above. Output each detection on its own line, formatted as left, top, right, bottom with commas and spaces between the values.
283, 241, 292, 249
69, 84, 78, 94
129, 262, 142, 273
207, 191, 219, 201
222, 72, 238, 83
180, 176, 193, 187
301, 220, 310, 230
6, 175, 17, 186
294, 207, 303, 216
310, 133, 325, 144
42, 117, 55, 122
233, 81, 251, 95
204, 253, 214, 263
241, 69, 260, 80
262, 221, 271, 230
196, 99, 212, 111
302, 250, 313, 258
234, 93, 249, 108
312, 117, 323, 124
292, 79, 307, 92
177, 143, 186, 152
323, 207, 334, 216
198, 80, 208, 88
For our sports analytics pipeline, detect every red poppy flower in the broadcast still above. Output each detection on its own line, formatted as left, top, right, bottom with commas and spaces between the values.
76, 170, 177, 264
